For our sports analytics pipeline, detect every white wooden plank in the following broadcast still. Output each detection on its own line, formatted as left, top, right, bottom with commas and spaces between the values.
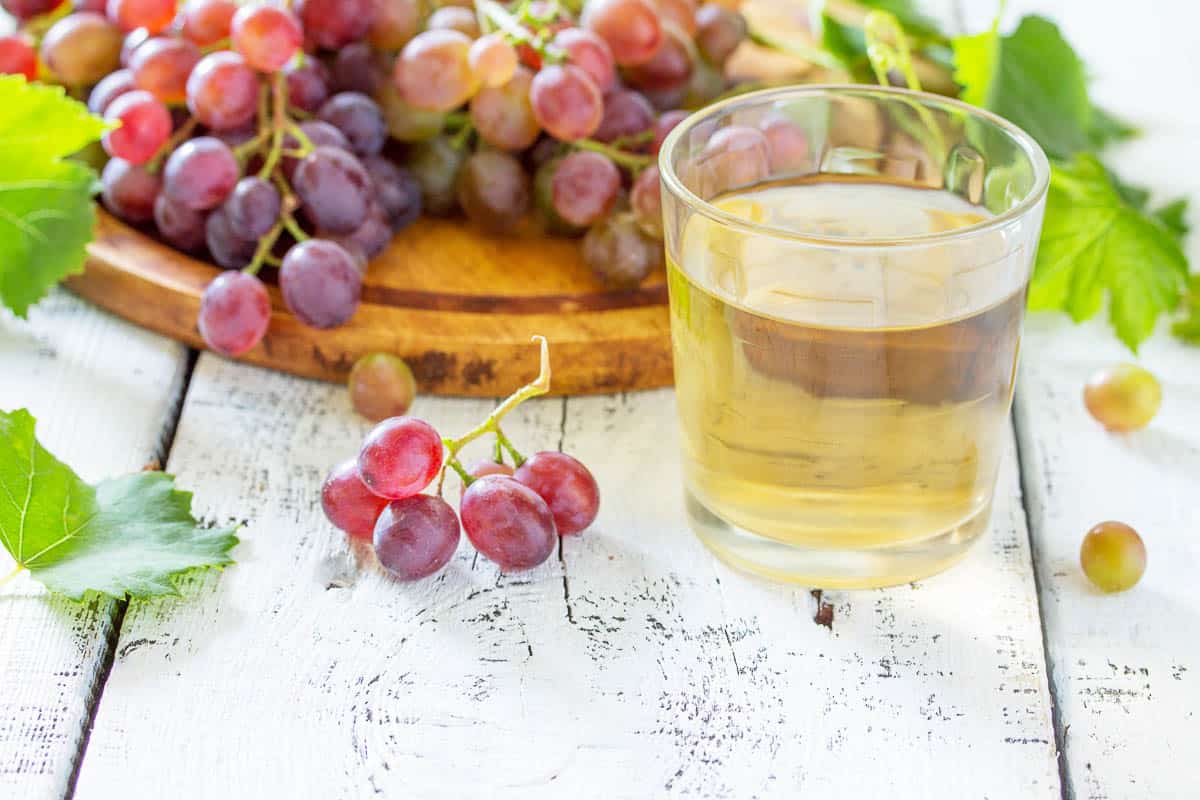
0, 292, 189, 799
74, 353, 1057, 797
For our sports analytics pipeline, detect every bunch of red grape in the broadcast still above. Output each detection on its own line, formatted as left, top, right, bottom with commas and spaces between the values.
321, 338, 599, 580
1, 0, 755, 356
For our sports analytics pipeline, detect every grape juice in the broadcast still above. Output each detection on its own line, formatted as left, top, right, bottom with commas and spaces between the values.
668, 175, 1025, 585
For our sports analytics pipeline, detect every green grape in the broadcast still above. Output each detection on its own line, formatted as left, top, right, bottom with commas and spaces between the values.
348, 353, 417, 422
1083, 363, 1162, 432
375, 79, 445, 142
1080, 521, 1146, 592
408, 136, 465, 216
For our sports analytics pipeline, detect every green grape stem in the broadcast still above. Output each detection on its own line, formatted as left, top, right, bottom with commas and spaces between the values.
257, 72, 290, 180
241, 220, 285, 277
575, 139, 654, 171
0, 565, 23, 588
437, 335, 549, 490
145, 117, 199, 174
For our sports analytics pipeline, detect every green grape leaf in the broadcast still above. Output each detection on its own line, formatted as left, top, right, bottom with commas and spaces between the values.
1153, 198, 1190, 241
1030, 155, 1189, 351
1088, 106, 1140, 149
0, 409, 238, 601
818, 11, 871, 78
0, 76, 108, 318
952, 15, 1091, 159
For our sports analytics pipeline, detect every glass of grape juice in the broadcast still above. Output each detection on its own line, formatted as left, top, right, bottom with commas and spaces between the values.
658, 86, 1050, 588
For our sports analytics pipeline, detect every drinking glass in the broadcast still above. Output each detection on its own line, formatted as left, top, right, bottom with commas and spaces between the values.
658, 85, 1049, 587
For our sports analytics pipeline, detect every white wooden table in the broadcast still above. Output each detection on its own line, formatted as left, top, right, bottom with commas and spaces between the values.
3, 2, 1198, 797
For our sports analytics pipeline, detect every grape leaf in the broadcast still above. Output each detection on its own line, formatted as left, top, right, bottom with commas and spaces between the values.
0, 76, 107, 318
1153, 198, 1189, 241
952, 15, 1091, 160
1088, 106, 1139, 149
0, 409, 238, 601
1030, 155, 1189, 351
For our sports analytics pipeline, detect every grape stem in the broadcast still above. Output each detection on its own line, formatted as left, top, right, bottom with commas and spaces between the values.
437, 335, 549, 490
574, 139, 653, 170
242, 221, 284, 277
145, 117, 199, 174
258, 72, 290, 180
0, 565, 24, 589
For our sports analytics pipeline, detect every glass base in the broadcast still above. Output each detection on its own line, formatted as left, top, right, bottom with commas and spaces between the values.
686, 491, 989, 589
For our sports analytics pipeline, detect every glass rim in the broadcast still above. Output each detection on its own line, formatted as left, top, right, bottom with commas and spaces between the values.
657, 84, 1051, 248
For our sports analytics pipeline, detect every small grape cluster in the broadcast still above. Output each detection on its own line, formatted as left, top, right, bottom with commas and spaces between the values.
1, 0, 770, 356
322, 337, 600, 580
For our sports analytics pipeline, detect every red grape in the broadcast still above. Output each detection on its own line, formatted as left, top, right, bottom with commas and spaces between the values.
457, 150, 530, 234
367, 0, 420, 50
285, 60, 331, 114
280, 239, 363, 329
318, 92, 387, 157
513, 452, 600, 536
582, 213, 661, 287
88, 68, 136, 114
181, 0, 238, 46
761, 116, 810, 173
187, 51, 259, 131
1080, 521, 1147, 592
164, 136, 240, 210
552, 27, 615, 93
468, 460, 514, 479
198, 270, 272, 357
395, 29, 477, 113
630, 165, 662, 237
106, 0, 175, 34
1, 0, 64, 20
357, 416, 444, 499
153, 193, 207, 251
373, 494, 460, 580
102, 90, 171, 164
529, 63, 603, 142
582, 0, 663, 67
295, 0, 376, 50
651, 108, 688, 154
74, 0, 107, 12
469, 32, 517, 89
130, 37, 201, 104
349, 353, 416, 421
470, 66, 540, 152
331, 41, 385, 95
0, 35, 37, 81
321, 458, 390, 540
698, 124, 770, 195
551, 150, 620, 227
40, 12, 122, 86
624, 26, 692, 92
460, 475, 557, 571
293, 146, 373, 233
119, 27, 149, 67
225, 176, 280, 240
100, 157, 161, 223
231, 4, 302, 73
694, 2, 747, 66
593, 88, 654, 143
204, 206, 257, 268
1083, 364, 1162, 432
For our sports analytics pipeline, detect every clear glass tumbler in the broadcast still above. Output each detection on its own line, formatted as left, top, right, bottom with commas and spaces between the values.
658, 85, 1049, 588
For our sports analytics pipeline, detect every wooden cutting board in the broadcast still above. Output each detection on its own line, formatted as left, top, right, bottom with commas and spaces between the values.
66, 210, 674, 397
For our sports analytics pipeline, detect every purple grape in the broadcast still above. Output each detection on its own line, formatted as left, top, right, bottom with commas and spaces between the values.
163, 136, 240, 211
197, 270, 271, 356
225, 176, 281, 240
373, 494, 461, 581
284, 58, 331, 114
279, 238, 363, 328
293, 146, 372, 234
154, 193, 206, 250
318, 91, 387, 157
100, 157, 161, 223
593, 88, 654, 143
205, 206, 257, 268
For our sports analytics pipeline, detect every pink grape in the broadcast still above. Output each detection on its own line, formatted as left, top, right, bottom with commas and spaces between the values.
321, 458, 390, 540
513, 451, 600, 536
470, 66, 540, 152
357, 416, 445, 499
153, 193, 207, 251
204, 207, 257, 268
426, 5, 479, 37
651, 108, 689, 155
469, 32, 517, 88
582, 213, 661, 288
761, 116, 811, 172
630, 165, 663, 238
528, 63, 603, 142
468, 460, 514, 479
119, 27, 148, 67
130, 36, 200, 104
624, 27, 692, 92
698, 124, 770, 194
100, 157, 161, 223
163, 136, 240, 210
180, 0, 237, 46
551, 150, 620, 227
40, 12, 122, 86
284, 60, 331, 114
186, 51, 259, 131
106, 0, 175, 34
593, 88, 654, 143
279, 239, 363, 329
88, 68, 136, 114
460, 475, 557, 571
0, 35, 37, 81
349, 353, 416, 421
295, 0, 375, 49
694, 2, 747, 66
395, 29, 477, 113
102, 90, 171, 165
373, 494, 461, 580
231, 4, 302, 73
582, 0, 663, 66
198, 271, 272, 357
552, 27, 615, 93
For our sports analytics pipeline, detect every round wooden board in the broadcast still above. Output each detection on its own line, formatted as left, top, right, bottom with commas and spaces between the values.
66, 210, 674, 397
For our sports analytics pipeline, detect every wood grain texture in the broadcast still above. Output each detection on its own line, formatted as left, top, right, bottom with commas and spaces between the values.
66, 212, 673, 397
72, 363, 1058, 797
0, 292, 189, 800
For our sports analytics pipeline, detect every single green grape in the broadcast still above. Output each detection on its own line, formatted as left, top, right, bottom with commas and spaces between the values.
1080, 521, 1146, 592
348, 353, 417, 422
1083, 363, 1162, 432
